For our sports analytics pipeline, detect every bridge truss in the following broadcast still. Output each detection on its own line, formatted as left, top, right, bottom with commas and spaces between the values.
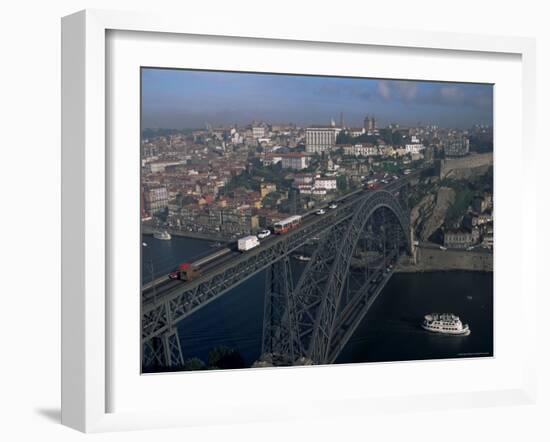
261, 190, 410, 365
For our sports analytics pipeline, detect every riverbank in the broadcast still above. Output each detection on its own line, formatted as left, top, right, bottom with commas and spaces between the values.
142, 224, 232, 243
396, 246, 493, 273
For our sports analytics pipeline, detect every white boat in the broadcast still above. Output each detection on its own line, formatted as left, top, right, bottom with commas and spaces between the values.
153, 230, 171, 240
292, 254, 311, 262
422, 313, 470, 336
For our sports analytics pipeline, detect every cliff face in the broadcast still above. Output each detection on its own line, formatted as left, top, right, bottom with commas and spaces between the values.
411, 186, 455, 241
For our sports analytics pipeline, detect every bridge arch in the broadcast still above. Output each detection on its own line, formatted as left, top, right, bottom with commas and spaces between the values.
292, 190, 411, 364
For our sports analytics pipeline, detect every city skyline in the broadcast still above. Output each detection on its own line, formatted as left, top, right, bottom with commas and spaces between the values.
141, 68, 493, 130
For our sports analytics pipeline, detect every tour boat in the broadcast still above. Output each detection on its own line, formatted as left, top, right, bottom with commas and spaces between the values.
153, 230, 172, 240
422, 313, 470, 336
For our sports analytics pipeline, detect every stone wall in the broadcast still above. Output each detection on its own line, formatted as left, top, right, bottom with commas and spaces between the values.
397, 246, 493, 272
439, 152, 493, 180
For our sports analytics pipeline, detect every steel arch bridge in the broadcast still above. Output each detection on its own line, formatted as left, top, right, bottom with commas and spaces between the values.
261, 190, 410, 366
141, 171, 427, 370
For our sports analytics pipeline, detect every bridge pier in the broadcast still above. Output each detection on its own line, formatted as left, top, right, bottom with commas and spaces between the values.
261, 256, 300, 363
162, 327, 185, 368
143, 327, 184, 370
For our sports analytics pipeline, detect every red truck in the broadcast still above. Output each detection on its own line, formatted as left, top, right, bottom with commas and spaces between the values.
169, 263, 200, 281
168, 247, 232, 281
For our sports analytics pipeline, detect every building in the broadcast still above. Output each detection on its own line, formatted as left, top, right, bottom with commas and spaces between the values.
341, 143, 379, 157
260, 182, 277, 198
444, 229, 473, 249
405, 143, 426, 154
482, 233, 494, 249
444, 136, 470, 157
314, 177, 337, 191
305, 126, 341, 153
348, 128, 365, 137
281, 153, 309, 170
176, 204, 259, 235
473, 193, 493, 214
262, 153, 282, 166
424, 145, 435, 163
149, 160, 183, 173
143, 186, 169, 214
364, 115, 376, 132
252, 126, 266, 139
293, 174, 315, 187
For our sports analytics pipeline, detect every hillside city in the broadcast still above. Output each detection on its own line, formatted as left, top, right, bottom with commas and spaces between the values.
141, 116, 493, 255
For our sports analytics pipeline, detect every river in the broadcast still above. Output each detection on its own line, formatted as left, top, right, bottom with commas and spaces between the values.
142, 234, 493, 367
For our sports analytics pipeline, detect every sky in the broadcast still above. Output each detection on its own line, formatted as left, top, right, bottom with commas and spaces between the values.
141, 68, 493, 130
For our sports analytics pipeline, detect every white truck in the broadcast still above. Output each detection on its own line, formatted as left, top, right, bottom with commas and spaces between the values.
238, 235, 260, 252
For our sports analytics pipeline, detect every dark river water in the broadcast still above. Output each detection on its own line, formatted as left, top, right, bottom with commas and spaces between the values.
142, 234, 493, 367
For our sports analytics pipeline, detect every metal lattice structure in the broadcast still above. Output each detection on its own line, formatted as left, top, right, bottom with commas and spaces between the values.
141, 168, 430, 370
263, 190, 410, 365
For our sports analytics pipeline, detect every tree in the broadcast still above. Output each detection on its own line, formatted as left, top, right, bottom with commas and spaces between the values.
336, 175, 348, 192
336, 131, 353, 144
184, 357, 206, 371
207, 346, 246, 370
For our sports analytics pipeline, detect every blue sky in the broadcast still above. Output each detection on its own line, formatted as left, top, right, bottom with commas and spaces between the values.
141, 68, 493, 129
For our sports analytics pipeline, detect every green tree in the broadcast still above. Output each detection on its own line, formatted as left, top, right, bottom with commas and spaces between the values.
207, 346, 246, 370
336, 131, 353, 144
184, 357, 206, 371
336, 175, 348, 192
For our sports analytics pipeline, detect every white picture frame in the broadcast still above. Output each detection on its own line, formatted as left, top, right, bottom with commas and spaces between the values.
61, 9, 537, 433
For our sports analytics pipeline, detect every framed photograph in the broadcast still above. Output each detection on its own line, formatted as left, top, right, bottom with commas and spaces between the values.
62, 9, 537, 432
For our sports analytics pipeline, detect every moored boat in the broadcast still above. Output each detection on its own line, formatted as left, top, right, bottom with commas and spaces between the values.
153, 230, 171, 240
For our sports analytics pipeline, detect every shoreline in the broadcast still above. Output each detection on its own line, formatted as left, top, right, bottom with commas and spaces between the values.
395, 266, 493, 274
397, 246, 493, 273
142, 225, 233, 243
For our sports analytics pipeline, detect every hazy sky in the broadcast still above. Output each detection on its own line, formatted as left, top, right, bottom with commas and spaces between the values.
141, 68, 493, 129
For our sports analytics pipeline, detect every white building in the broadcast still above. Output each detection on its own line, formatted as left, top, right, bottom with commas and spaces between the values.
342, 144, 379, 157
348, 128, 366, 137
281, 153, 309, 170
405, 143, 426, 154
314, 177, 337, 190
252, 126, 266, 139
263, 154, 282, 166
306, 127, 341, 153
149, 160, 184, 173
293, 174, 315, 186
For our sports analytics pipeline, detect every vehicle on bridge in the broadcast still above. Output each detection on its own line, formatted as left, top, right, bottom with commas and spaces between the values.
168, 263, 200, 281
257, 229, 271, 239
168, 247, 232, 281
273, 215, 302, 234
367, 181, 381, 190
238, 235, 260, 252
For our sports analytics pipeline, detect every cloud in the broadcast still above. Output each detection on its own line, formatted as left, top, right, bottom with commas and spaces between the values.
397, 81, 418, 102
376, 80, 418, 103
377, 81, 392, 100
439, 86, 464, 104
434, 85, 492, 110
